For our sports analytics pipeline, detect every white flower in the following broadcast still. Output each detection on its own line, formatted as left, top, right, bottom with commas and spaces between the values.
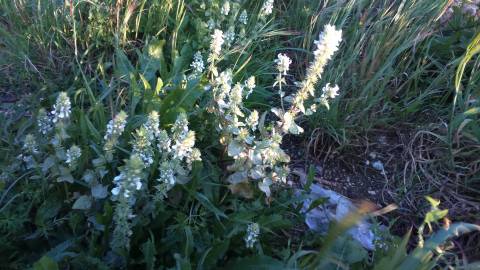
239, 10, 248, 24
111, 155, 144, 199
37, 108, 53, 135
261, 0, 274, 16
157, 130, 172, 152
221, 1, 230, 16
208, 29, 224, 62
51, 92, 71, 123
190, 51, 205, 75
132, 127, 155, 167
158, 161, 176, 186
230, 83, 244, 108
216, 69, 233, 88
275, 53, 292, 75
23, 134, 38, 154
172, 113, 189, 140
244, 223, 260, 248
104, 111, 128, 153
245, 110, 259, 130
306, 103, 317, 115
144, 111, 161, 142
323, 83, 339, 99
66, 145, 82, 165
188, 148, 202, 163
207, 18, 216, 30
104, 111, 128, 141
244, 76, 256, 98
314, 24, 342, 59
225, 26, 235, 46
289, 24, 341, 114
307, 24, 342, 87
214, 70, 233, 111
172, 131, 196, 160
245, 76, 256, 90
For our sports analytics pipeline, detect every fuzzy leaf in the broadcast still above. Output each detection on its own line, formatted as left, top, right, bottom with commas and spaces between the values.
72, 195, 92, 210
91, 184, 108, 199
42, 156, 55, 173
228, 140, 244, 157
227, 171, 249, 184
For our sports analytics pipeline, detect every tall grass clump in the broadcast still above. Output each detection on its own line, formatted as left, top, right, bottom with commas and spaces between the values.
276, 0, 480, 229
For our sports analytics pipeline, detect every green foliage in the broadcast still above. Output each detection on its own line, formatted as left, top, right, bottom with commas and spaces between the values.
1, 0, 479, 269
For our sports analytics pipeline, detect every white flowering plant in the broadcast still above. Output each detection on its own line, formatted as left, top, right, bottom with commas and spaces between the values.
2, 1, 475, 269
0, 1, 347, 267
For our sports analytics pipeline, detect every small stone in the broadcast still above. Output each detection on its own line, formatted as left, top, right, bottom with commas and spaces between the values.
372, 160, 384, 171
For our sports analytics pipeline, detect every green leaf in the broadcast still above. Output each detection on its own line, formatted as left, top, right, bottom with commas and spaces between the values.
305, 165, 315, 192
45, 239, 77, 261
194, 192, 227, 219
115, 48, 135, 81
159, 80, 202, 124
154, 77, 164, 95
130, 74, 142, 115
373, 230, 410, 270
72, 195, 92, 210
184, 226, 194, 257
91, 184, 108, 199
224, 256, 287, 270
174, 253, 192, 270
42, 156, 56, 173
141, 39, 166, 81
455, 31, 480, 92
454, 31, 480, 112
424, 209, 448, 224
305, 197, 328, 213
141, 236, 156, 270
464, 107, 480, 116
198, 239, 230, 269
425, 196, 440, 208
33, 256, 58, 270
58, 166, 74, 183
331, 235, 368, 264
399, 223, 480, 270
35, 197, 61, 226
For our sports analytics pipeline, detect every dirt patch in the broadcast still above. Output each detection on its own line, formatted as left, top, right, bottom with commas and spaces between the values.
285, 125, 480, 259
286, 128, 411, 209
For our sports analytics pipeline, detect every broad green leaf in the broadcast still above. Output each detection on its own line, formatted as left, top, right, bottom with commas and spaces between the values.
33, 256, 58, 270
72, 195, 92, 210
115, 48, 135, 80
35, 197, 61, 226
91, 184, 108, 199
224, 256, 287, 270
